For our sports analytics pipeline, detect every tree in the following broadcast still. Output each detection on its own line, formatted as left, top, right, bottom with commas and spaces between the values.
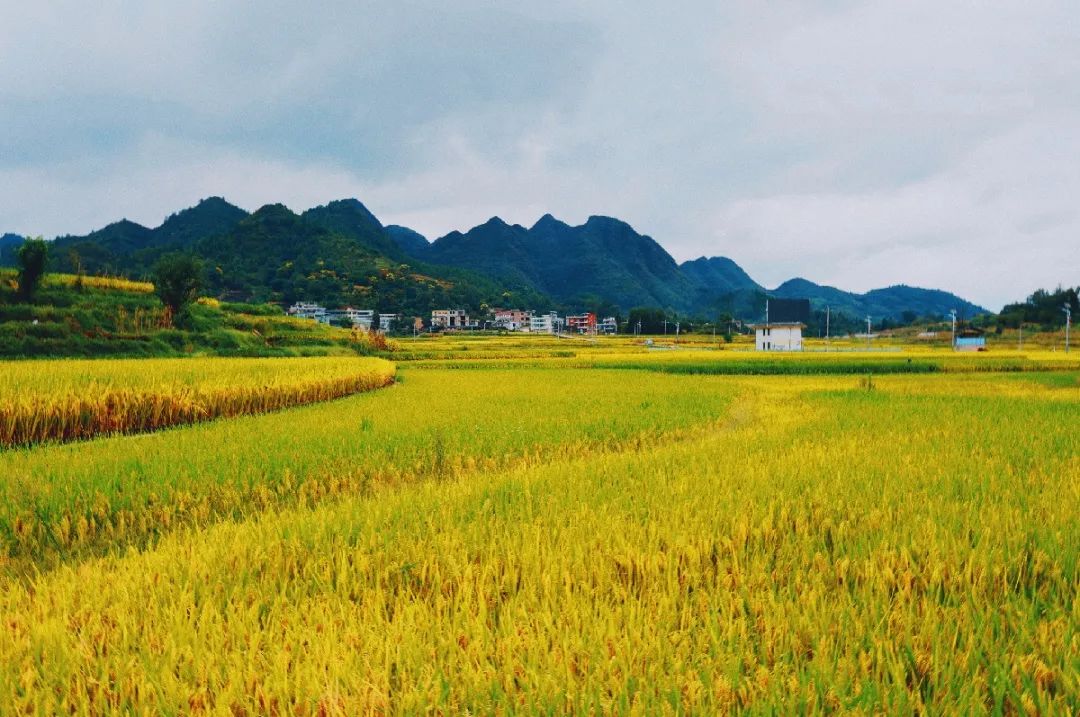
717, 311, 734, 342
16, 237, 49, 301
626, 307, 668, 334
153, 253, 204, 326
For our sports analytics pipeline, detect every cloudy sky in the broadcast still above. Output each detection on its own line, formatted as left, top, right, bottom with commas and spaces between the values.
2, 1, 1078, 309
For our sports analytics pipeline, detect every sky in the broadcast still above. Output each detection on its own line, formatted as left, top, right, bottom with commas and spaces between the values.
2, 1, 1078, 310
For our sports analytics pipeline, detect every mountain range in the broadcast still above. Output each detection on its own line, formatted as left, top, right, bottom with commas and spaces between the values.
2, 197, 988, 321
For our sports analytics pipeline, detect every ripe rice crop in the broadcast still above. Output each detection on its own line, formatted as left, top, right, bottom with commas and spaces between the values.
0, 357, 395, 447
403, 348, 1080, 374
0, 368, 1075, 713
0, 368, 735, 568
0, 268, 154, 293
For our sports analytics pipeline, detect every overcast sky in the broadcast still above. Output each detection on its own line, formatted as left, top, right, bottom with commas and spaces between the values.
2, 1, 1078, 309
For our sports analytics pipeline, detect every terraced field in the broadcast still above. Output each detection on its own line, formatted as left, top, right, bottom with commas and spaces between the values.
1, 344, 1076, 713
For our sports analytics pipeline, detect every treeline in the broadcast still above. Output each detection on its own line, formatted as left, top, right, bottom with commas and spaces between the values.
996, 286, 1078, 330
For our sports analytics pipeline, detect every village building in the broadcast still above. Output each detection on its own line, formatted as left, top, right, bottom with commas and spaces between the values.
287, 302, 329, 323
529, 312, 565, 334
432, 309, 469, 330
325, 307, 374, 329
493, 309, 532, 331
751, 298, 809, 351
566, 313, 597, 334
955, 337, 986, 351
752, 322, 804, 351
598, 316, 618, 335
378, 313, 401, 332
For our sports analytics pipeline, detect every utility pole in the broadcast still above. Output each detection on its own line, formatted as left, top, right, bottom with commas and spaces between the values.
675, 322, 680, 344
865, 316, 871, 350
949, 310, 957, 351
1065, 304, 1073, 353
663, 319, 668, 335
825, 306, 830, 350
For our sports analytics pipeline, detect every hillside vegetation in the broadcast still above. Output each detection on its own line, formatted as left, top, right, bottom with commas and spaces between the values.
39, 199, 547, 316
5, 196, 988, 322
0, 268, 385, 359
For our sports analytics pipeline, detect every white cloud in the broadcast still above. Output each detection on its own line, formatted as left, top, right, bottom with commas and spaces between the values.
707, 113, 1080, 307
1, 1, 1078, 309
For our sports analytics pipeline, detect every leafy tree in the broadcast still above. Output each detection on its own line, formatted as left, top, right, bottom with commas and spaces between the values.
998, 286, 1079, 330
16, 237, 48, 301
152, 253, 204, 326
626, 307, 668, 334
717, 312, 734, 342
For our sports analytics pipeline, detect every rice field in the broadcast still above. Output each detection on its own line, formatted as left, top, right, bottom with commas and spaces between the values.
0, 357, 395, 447
1, 342, 1077, 713
0, 268, 155, 294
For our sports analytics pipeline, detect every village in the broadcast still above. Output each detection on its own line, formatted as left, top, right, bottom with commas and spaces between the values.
286, 302, 620, 336
286, 297, 992, 352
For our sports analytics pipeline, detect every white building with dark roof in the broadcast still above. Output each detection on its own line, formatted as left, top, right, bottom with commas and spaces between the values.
751, 322, 804, 351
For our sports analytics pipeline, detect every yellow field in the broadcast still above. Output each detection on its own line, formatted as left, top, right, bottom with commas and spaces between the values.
0, 267, 154, 293
0, 357, 395, 447
0, 343, 1077, 713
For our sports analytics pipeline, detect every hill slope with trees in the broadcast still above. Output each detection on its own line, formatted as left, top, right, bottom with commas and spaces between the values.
16, 196, 990, 324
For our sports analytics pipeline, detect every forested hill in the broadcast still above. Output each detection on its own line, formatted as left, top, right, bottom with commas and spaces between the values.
397, 215, 987, 320
771, 278, 987, 322
27, 196, 988, 321
40, 199, 548, 316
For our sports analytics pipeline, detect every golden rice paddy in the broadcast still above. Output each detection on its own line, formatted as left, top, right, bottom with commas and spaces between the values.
0, 342, 1076, 714
0, 357, 395, 447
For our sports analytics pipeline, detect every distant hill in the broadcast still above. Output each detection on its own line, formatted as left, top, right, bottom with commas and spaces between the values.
423, 213, 700, 312
680, 256, 762, 295
29, 196, 991, 322
386, 225, 431, 257
771, 278, 986, 321
154, 197, 249, 248
302, 199, 408, 260
49, 197, 249, 275
47, 200, 548, 315
0, 233, 23, 267
428, 217, 540, 288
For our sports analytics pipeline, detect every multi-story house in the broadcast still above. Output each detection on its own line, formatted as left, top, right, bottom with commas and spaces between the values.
529, 312, 565, 334
493, 309, 532, 331
378, 313, 401, 332
326, 307, 374, 330
431, 309, 469, 330
287, 302, 329, 324
566, 313, 597, 334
